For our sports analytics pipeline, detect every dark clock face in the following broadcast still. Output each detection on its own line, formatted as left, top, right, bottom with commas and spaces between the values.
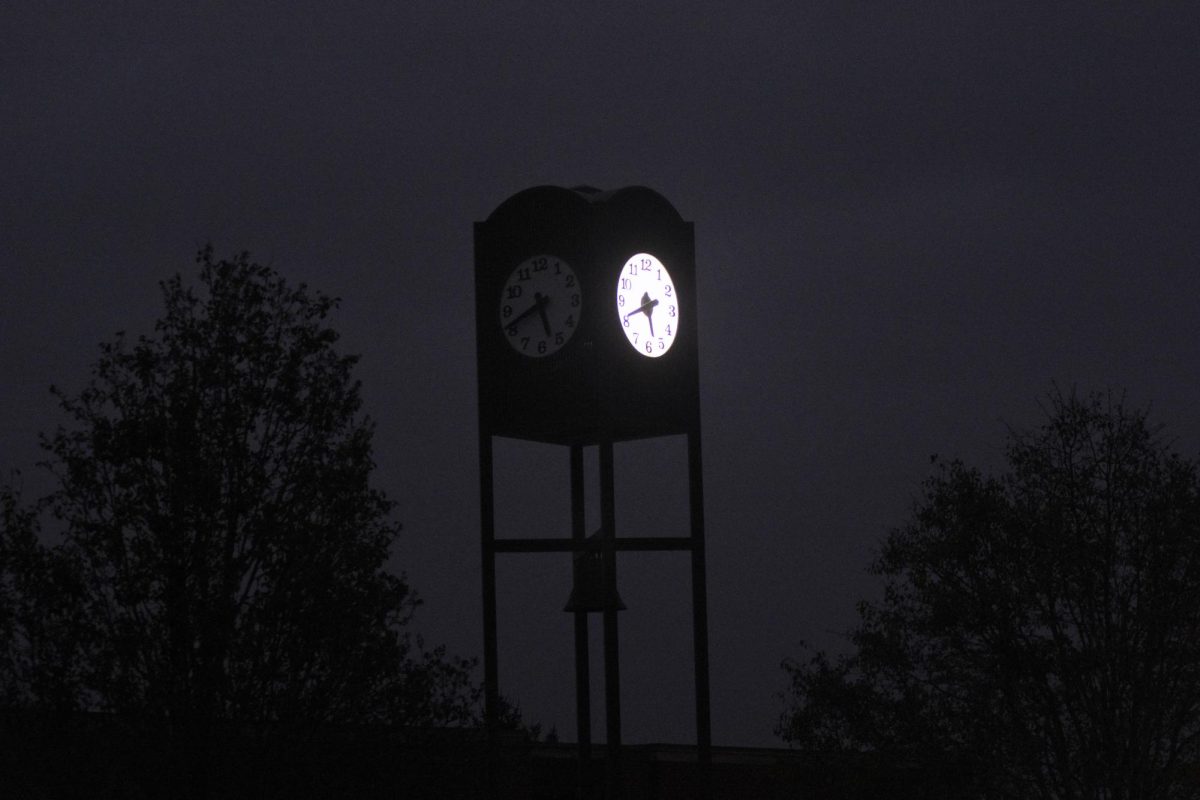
499, 254, 582, 357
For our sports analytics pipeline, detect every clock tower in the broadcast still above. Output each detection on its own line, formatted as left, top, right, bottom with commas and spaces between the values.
474, 186, 711, 798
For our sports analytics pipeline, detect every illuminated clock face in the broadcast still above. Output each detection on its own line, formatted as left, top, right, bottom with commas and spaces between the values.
499, 255, 581, 357
616, 252, 678, 358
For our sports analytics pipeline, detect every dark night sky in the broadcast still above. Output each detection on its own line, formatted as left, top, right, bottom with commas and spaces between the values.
3, 3, 1199, 747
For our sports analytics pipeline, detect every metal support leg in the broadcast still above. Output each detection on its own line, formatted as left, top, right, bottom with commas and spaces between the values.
570, 444, 592, 796
600, 441, 622, 798
688, 431, 712, 796
479, 433, 499, 796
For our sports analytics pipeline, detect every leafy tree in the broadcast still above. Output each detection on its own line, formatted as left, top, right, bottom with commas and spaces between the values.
13, 247, 476, 733
780, 392, 1200, 800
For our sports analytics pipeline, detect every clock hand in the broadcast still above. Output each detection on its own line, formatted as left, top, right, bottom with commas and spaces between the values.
536, 294, 552, 337
623, 296, 659, 320
625, 292, 658, 336
509, 292, 549, 327
641, 292, 656, 337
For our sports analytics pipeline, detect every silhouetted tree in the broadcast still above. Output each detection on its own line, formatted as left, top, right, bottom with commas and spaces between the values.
780, 391, 1200, 800
0, 484, 91, 711
0, 486, 34, 707
11, 248, 476, 737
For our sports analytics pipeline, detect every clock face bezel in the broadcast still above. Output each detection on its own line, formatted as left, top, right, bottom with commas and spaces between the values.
615, 252, 679, 358
498, 254, 582, 358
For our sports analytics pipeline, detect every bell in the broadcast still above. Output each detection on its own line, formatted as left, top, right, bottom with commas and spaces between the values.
563, 548, 626, 613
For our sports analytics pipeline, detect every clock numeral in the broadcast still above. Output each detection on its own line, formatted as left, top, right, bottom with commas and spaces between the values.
620, 278, 631, 290
632, 332, 639, 344
571, 293, 580, 307
502, 305, 513, 318
517, 268, 532, 281
555, 332, 564, 346
658, 338, 665, 350
532, 257, 548, 272
618, 295, 625, 307
507, 324, 518, 337
623, 317, 630, 328
507, 285, 523, 300
645, 340, 653, 354
665, 324, 672, 336
521, 337, 530, 351
669, 305, 676, 317
565, 274, 575, 287
554, 261, 562, 275
538, 340, 547, 354
664, 285, 673, 297
641, 257, 651, 269
566, 314, 575, 328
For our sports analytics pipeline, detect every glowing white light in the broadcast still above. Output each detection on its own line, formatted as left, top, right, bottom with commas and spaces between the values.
615, 252, 678, 358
